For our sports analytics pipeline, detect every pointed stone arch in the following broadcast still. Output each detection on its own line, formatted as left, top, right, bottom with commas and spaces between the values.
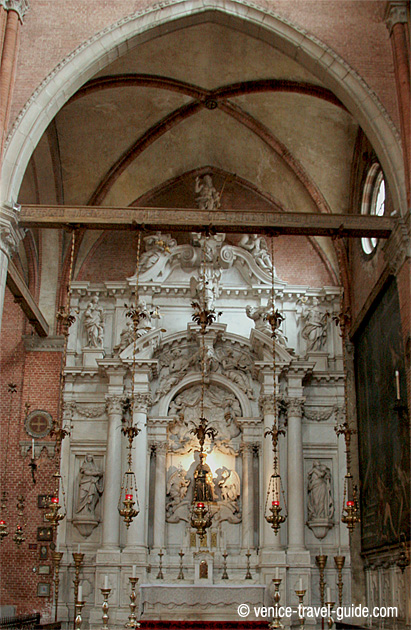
1, 0, 405, 214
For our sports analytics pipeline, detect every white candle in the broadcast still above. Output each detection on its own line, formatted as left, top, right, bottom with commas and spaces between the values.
395, 370, 400, 400
326, 587, 331, 602
299, 578, 303, 591
320, 546, 323, 556
77, 544, 80, 554
338, 547, 341, 556
132, 565, 136, 578
78, 584, 82, 602
104, 575, 108, 589
275, 567, 279, 580
31, 439, 35, 459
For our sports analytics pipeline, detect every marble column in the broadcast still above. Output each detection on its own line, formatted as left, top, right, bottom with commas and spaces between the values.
153, 440, 168, 549
260, 393, 282, 550
286, 397, 306, 551
126, 392, 151, 551
0, 204, 24, 332
241, 442, 254, 549
101, 395, 123, 548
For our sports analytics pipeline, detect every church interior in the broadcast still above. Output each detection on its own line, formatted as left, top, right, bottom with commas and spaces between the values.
0, 1, 409, 628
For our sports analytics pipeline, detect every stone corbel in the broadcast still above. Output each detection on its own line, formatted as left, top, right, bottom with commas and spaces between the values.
20, 440, 56, 459
0, 202, 25, 258
383, 216, 410, 275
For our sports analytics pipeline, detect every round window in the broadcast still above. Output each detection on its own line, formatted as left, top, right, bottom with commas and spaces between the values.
361, 164, 385, 255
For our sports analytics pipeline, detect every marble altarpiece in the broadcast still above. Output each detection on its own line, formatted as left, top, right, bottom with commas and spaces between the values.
54, 230, 351, 624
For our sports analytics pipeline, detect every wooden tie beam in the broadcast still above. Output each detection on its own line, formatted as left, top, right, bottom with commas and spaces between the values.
6, 261, 49, 337
19, 204, 394, 238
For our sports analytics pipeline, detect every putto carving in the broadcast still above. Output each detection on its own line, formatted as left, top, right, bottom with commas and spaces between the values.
298, 297, 329, 352
306, 460, 334, 539
167, 385, 241, 455
83, 296, 104, 348
246, 304, 288, 347
140, 232, 177, 273
154, 340, 256, 405
238, 234, 272, 273
195, 175, 221, 210
73, 454, 104, 538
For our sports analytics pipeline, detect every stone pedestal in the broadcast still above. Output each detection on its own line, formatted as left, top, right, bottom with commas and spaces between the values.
82, 347, 105, 366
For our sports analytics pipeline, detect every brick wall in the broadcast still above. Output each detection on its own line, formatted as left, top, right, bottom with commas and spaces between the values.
0, 288, 61, 619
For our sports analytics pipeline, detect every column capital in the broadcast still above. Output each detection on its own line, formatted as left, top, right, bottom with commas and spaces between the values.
284, 397, 305, 417
150, 440, 168, 455
0, 0, 29, 22
384, 2, 409, 35
105, 394, 124, 416
240, 442, 255, 454
134, 392, 152, 413
259, 393, 275, 415
0, 202, 25, 258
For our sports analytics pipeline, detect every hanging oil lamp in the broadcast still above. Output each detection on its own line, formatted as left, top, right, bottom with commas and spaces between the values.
45, 472, 66, 529
13, 495, 26, 546
263, 235, 287, 535
118, 423, 140, 528
335, 419, 360, 533
0, 492, 9, 542
189, 234, 218, 541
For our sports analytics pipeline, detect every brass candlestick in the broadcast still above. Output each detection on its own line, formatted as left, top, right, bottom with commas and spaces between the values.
156, 548, 164, 580
221, 551, 229, 580
315, 554, 327, 606
295, 589, 306, 630
245, 550, 252, 579
52, 550, 64, 622
101, 587, 111, 630
125, 577, 140, 629
72, 552, 85, 628
75, 601, 85, 630
269, 577, 282, 629
325, 599, 335, 630
177, 549, 185, 580
334, 555, 345, 606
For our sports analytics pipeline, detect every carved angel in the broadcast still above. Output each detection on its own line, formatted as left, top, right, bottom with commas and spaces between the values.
238, 234, 272, 272
166, 467, 190, 517
218, 467, 241, 503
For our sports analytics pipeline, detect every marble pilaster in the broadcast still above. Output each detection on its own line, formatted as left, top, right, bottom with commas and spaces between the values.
153, 440, 168, 549
241, 442, 254, 549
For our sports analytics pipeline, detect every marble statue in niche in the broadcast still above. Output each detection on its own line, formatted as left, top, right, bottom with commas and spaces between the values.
83, 296, 104, 348
299, 297, 329, 351
195, 175, 221, 211
238, 234, 273, 272
74, 454, 104, 537
306, 460, 334, 539
246, 304, 288, 347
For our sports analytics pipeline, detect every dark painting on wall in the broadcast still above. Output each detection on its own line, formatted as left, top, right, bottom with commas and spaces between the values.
355, 279, 410, 551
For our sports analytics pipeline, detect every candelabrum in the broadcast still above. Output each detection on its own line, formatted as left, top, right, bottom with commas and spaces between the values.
221, 551, 229, 580
334, 555, 345, 606
72, 551, 85, 624
315, 554, 327, 606
295, 588, 306, 630
245, 550, 252, 580
74, 600, 85, 630
325, 598, 335, 630
52, 551, 64, 622
269, 577, 282, 629
177, 549, 185, 580
156, 548, 164, 580
125, 577, 140, 629
101, 587, 111, 630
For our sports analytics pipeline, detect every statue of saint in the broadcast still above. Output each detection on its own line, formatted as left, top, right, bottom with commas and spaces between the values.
193, 452, 215, 502
84, 296, 104, 348
76, 454, 104, 519
307, 460, 334, 521
300, 297, 329, 351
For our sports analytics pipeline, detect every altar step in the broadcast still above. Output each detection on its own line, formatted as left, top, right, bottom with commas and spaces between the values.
139, 622, 270, 629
